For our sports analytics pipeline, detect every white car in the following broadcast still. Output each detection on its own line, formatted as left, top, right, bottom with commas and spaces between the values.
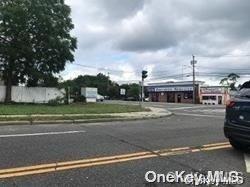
96, 94, 104, 102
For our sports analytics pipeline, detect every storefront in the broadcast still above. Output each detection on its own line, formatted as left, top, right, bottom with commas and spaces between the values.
147, 81, 204, 104
200, 86, 230, 105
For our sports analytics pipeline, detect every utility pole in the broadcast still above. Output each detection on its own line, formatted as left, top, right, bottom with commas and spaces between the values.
190, 55, 197, 104
141, 80, 144, 102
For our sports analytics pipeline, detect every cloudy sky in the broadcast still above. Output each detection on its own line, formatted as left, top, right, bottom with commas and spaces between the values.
62, 0, 250, 85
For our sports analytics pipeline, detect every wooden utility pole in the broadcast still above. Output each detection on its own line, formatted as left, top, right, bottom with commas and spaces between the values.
191, 55, 197, 104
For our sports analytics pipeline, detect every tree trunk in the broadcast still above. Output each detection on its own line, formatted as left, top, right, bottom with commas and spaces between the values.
5, 70, 12, 103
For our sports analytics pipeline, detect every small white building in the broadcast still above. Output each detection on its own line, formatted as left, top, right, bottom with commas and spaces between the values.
200, 86, 230, 105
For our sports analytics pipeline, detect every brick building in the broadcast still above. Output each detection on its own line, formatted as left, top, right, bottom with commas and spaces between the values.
147, 81, 204, 104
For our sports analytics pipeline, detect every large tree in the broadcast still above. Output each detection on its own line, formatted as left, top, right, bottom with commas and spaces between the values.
0, 0, 77, 102
60, 73, 120, 100
220, 73, 240, 91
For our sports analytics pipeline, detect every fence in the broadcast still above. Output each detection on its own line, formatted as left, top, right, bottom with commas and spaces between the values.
0, 86, 65, 103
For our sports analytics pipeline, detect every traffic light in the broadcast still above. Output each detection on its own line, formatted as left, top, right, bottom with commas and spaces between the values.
142, 70, 148, 79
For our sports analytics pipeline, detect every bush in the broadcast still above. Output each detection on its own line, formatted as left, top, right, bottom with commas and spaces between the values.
48, 97, 64, 106
73, 95, 86, 103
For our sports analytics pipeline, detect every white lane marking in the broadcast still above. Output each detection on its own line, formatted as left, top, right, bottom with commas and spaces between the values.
174, 112, 224, 118
191, 109, 225, 113
244, 154, 250, 173
0, 130, 86, 138
169, 106, 218, 110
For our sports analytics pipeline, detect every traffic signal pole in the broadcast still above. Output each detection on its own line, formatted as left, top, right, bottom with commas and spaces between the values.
141, 78, 144, 103
141, 70, 148, 105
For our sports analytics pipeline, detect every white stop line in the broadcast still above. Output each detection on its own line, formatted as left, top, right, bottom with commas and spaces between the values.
0, 130, 86, 138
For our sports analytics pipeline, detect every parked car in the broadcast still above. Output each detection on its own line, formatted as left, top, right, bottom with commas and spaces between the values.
224, 88, 250, 150
104, 96, 110, 100
96, 94, 104, 102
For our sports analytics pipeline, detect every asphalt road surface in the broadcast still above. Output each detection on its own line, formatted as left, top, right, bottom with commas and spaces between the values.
0, 102, 250, 186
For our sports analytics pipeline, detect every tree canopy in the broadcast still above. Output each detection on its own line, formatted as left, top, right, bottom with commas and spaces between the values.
220, 73, 240, 91
0, 0, 77, 102
120, 83, 140, 100
60, 73, 120, 99
60, 74, 142, 101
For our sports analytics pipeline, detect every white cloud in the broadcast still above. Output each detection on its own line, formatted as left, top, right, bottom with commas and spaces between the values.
62, 0, 250, 85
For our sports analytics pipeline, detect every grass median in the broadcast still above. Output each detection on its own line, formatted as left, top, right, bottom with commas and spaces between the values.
0, 103, 148, 122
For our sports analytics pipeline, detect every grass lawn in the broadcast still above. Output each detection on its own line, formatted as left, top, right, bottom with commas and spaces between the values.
0, 103, 146, 115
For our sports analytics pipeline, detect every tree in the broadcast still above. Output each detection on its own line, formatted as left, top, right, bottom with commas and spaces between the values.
121, 83, 140, 100
220, 73, 240, 91
127, 83, 140, 100
59, 73, 120, 100
0, 0, 77, 102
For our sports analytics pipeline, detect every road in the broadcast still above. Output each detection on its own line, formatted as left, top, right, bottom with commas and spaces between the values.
0, 102, 249, 186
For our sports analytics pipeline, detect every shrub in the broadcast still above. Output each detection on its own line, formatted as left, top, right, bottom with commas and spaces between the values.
73, 95, 86, 103
48, 96, 64, 106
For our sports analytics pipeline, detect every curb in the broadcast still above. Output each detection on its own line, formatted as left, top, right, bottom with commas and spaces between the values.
0, 112, 172, 126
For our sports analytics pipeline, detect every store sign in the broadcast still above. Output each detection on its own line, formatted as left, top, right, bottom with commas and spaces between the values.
153, 86, 193, 92
201, 87, 225, 94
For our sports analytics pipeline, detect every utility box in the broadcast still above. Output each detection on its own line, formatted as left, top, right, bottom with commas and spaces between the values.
81, 87, 97, 103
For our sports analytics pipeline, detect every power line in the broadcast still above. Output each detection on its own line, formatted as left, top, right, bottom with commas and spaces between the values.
72, 63, 138, 74
196, 65, 250, 70
197, 54, 250, 58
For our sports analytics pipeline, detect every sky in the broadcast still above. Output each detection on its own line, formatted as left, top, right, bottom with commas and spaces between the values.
62, 0, 250, 86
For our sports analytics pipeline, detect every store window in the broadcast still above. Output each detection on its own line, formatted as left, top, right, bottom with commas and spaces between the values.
184, 92, 193, 99
202, 96, 217, 100
202, 96, 209, 100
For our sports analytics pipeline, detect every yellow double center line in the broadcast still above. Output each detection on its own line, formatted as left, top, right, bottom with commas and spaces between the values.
0, 142, 231, 179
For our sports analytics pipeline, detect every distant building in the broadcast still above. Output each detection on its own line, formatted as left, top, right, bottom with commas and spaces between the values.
200, 86, 230, 105
147, 81, 204, 104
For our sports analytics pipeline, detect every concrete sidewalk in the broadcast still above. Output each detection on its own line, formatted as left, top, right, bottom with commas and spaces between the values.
0, 107, 172, 126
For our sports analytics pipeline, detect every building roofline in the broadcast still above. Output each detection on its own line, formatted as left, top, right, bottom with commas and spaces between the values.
146, 81, 205, 87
